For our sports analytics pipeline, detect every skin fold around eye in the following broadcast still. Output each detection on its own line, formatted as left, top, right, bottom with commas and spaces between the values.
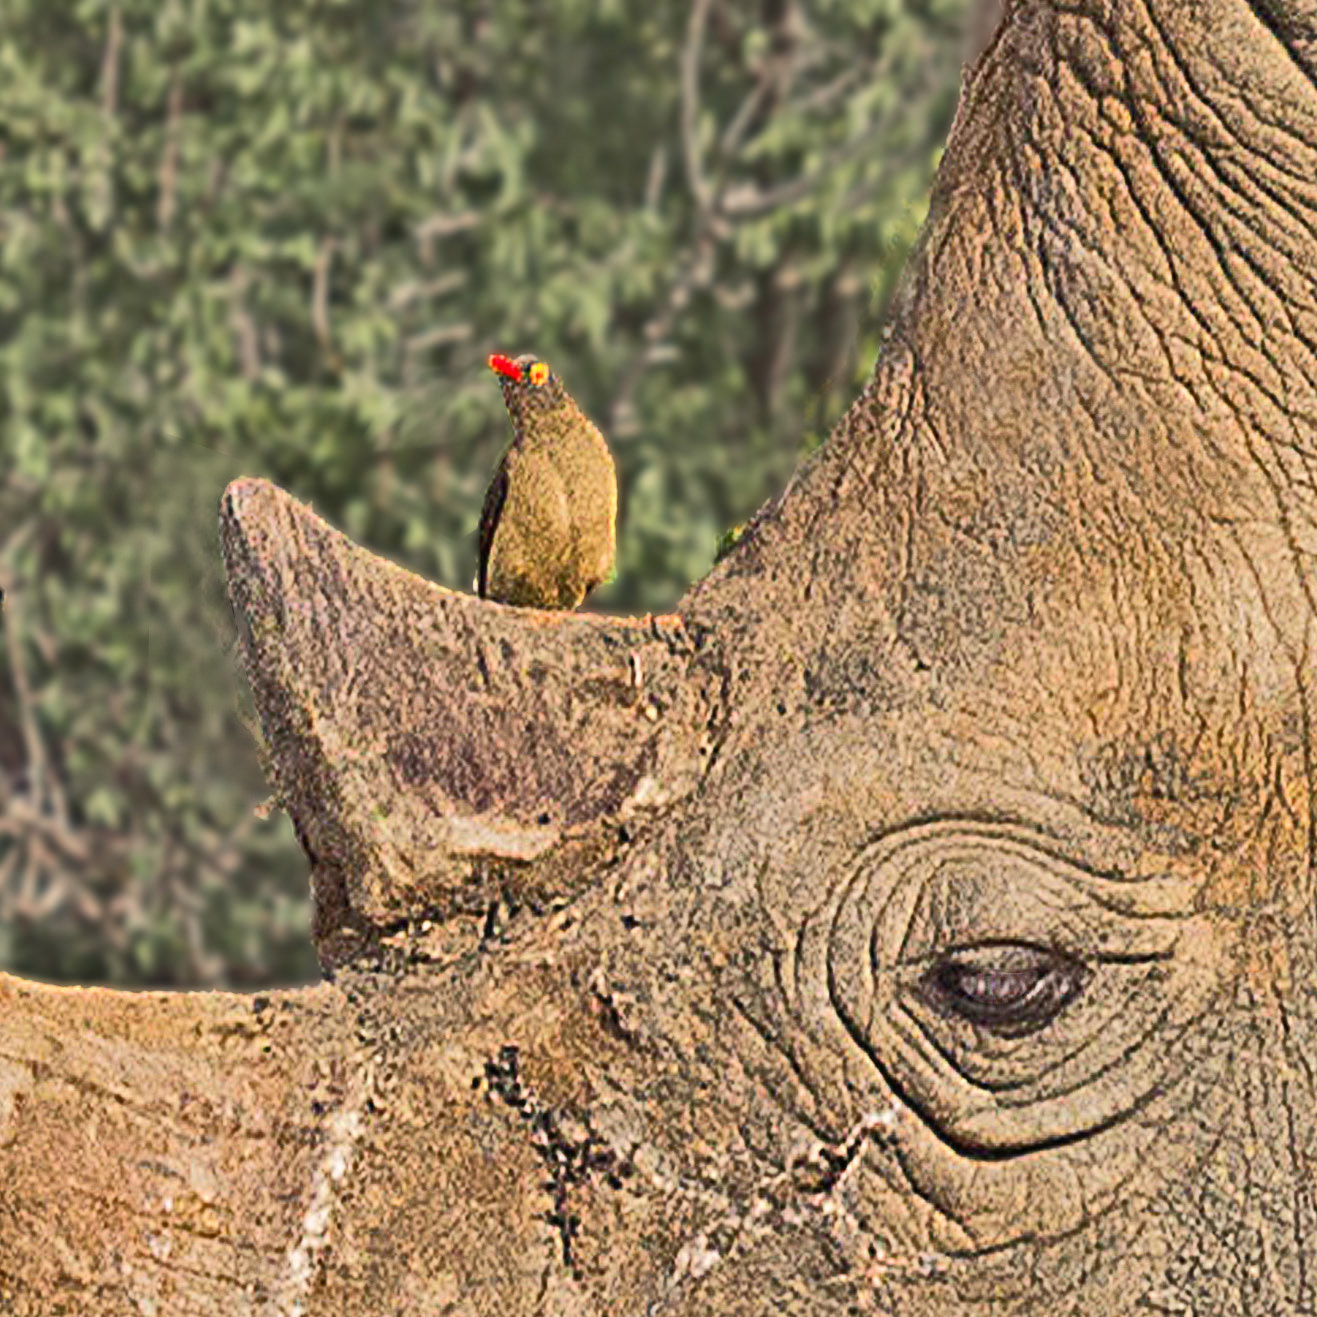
918, 943, 1088, 1037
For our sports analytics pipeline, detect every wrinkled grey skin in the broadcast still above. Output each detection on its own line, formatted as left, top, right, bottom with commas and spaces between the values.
7, 1, 1317, 1312
206, 1, 1317, 1313
587, 0, 1317, 1310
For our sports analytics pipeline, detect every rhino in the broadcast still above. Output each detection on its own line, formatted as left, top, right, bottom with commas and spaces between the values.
2, 0, 1316, 1312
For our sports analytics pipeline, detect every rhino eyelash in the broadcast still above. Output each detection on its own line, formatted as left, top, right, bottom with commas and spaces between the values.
916, 942, 1088, 1038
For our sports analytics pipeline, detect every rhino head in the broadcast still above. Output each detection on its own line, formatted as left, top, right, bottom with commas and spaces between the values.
215, 0, 1317, 1311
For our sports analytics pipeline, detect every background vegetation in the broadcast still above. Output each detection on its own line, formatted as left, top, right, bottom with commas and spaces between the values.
0, 0, 980, 986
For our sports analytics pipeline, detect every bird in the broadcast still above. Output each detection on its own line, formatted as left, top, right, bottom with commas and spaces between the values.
477, 352, 618, 610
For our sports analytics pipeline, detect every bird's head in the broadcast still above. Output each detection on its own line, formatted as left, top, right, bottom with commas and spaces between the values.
487, 352, 569, 420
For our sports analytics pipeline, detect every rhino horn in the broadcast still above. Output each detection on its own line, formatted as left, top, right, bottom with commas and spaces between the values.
220, 477, 711, 966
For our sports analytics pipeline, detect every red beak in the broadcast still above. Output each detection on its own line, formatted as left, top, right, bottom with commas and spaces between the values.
487, 353, 522, 381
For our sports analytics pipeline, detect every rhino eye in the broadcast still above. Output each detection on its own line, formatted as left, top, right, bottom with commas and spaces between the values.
919, 943, 1086, 1037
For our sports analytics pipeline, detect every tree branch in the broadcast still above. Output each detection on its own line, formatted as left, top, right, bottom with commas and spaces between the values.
617, 0, 866, 435
717, 74, 774, 165
0, 553, 53, 825
679, 0, 715, 217
607, 230, 717, 439
99, 5, 122, 118
644, 144, 668, 211
387, 271, 466, 312
157, 73, 184, 230
311, 236, 337, 352
404, 323, 474, 357
414, 211, 480, 242
782, 64, 861, 120
228, 264, 261, 380
718, 123, 888, 220
1, 799, 92, 867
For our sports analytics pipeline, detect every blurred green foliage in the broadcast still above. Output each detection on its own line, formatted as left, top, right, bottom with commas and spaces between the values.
0, 0, 967, 985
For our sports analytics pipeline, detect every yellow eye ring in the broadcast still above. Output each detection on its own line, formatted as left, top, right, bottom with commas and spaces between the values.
528, 361, 550, 387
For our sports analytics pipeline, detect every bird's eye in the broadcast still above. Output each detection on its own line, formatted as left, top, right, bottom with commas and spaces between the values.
918, 943, 1086, 1037
528, 362, 549, 387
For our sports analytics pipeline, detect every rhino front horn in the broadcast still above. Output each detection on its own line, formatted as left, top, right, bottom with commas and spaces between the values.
220, 477, 710, 967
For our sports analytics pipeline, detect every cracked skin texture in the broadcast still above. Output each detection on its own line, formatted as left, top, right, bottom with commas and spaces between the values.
4, 0, 1317, 1312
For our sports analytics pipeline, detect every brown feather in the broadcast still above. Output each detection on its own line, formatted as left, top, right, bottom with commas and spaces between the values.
476, 446, 511, 599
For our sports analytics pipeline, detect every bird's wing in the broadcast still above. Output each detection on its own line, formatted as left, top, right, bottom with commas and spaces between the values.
477, 447, 512, 598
